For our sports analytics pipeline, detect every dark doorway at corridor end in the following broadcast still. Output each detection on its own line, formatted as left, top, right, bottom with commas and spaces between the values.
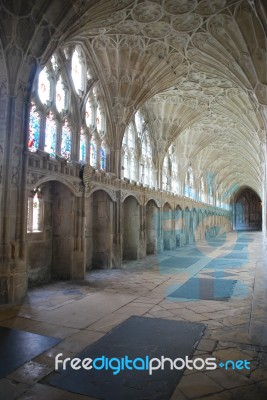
232, 188, 262, 231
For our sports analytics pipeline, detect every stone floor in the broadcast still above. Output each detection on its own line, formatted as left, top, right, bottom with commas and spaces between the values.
0, 231, 267, 399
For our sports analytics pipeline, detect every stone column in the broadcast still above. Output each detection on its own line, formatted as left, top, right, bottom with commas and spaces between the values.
139, 202, 146, 259
113, 190, 122, 268
72, 195, 86, 279
0, 88, 29, 304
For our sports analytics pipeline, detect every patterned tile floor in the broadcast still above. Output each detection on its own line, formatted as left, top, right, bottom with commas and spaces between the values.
0, 231, 266, 399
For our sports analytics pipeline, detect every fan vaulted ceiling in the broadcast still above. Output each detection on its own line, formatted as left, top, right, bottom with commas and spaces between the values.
2, 0, 266, 202
61, 0, 266, 201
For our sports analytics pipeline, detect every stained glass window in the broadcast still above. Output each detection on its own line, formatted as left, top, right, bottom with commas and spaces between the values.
38, 67, 50, 104
79, 128, 87, 163
100, 146, 106, 170
28, 102, 40, 152
90, 140, 97, 168
61, 120, 71, 160
44, 112, 57, 157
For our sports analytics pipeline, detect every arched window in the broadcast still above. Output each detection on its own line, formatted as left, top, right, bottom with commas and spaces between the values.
44, 112, 57, 157
38, 67, 51, 105
28, 47, 96, 165
61, 120, 72, 160
90, 139, 97, 168
28, 102, 40, 152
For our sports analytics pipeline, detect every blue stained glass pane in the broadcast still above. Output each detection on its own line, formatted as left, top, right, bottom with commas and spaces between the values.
28, 103, 40, 151
44, 113, 57, 157
61, 122, 71, 160
80, 131, 86, 162
100, 147, 106, 170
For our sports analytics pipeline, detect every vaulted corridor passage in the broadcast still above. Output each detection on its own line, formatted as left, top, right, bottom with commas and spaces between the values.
0, 231, 266, 399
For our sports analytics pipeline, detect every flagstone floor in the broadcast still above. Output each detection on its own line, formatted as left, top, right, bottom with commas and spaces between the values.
0, 231, 266, 399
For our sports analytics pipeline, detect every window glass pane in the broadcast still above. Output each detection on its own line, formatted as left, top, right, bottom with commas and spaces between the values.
56, 76, 66, 113
100, 146, 106, 170
135, 111, 142, 134
123, 152, 128, 177
71, 48, 83, 94
28, 102, 40, 152
38, 67, 50, 104
85, 100, 92, 127
79, 128, 87, 162
44, 112, 57, 157
32, 195, 40, 231
90, 140, 97, 168
32, 193, 42, 231
61, 121, 71, 160
96, 105, 102, 131
27, 198, 31, 232
128, 125, 135, 149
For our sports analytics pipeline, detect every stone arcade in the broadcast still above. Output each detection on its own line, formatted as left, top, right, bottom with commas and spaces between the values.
0, 0, 265, 302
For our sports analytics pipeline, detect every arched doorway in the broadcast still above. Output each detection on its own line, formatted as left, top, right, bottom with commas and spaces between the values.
233, 188, 262, 231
